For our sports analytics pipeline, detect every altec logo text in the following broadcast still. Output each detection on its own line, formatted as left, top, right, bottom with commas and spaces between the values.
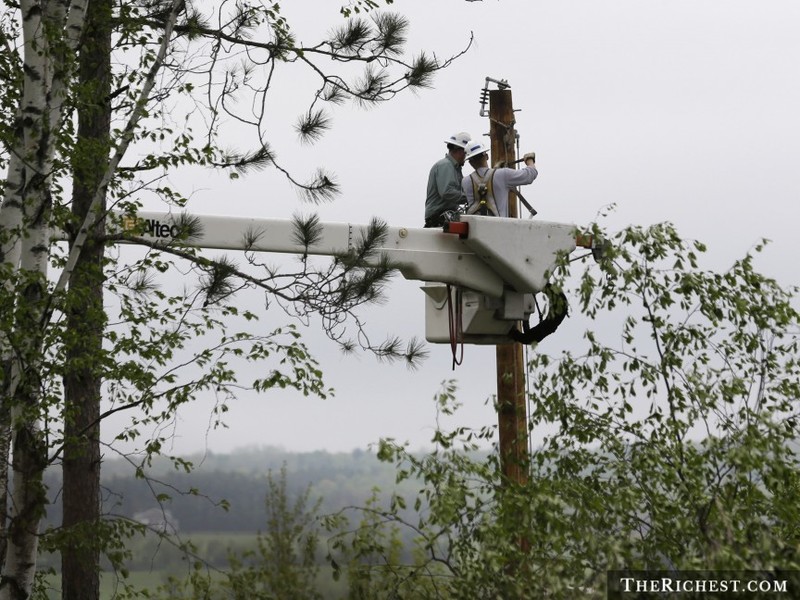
123, 217, 181, 239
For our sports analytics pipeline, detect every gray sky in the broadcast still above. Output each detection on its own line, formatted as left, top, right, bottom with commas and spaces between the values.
106, 0, 800, 455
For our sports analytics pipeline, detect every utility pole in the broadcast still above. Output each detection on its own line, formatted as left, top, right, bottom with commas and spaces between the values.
489, 86, 530, 487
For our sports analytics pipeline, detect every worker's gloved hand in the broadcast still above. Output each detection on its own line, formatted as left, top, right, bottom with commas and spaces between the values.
493, 160, 506, 168
523, 152, 536, 164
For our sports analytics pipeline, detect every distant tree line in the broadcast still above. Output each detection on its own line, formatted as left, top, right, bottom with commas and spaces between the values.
41, 447, 420, 534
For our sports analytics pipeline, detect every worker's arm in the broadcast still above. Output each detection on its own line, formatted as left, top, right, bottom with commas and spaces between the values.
502, 164, 538, 186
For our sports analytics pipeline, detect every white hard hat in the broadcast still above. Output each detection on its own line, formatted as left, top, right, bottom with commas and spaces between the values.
444, 131, 471, 149
464, 140, 490, 161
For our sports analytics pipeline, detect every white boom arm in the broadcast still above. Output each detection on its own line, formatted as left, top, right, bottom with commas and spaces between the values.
114, 212, 589, 344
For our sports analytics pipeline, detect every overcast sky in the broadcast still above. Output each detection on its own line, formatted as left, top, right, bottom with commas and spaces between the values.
106, 0, 800, 456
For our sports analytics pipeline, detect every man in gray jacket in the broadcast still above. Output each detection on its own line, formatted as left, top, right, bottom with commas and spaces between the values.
424, 131, 471, 227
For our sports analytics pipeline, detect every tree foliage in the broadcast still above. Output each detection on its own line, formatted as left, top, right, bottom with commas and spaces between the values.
0, 0, 467, 596
144, 465, 324, 600
323, 223, 800, 598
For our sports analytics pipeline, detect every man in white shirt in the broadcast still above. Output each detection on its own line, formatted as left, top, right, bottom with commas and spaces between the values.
461, 141, 537, 218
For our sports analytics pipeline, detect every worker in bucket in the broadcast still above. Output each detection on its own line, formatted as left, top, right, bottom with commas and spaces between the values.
424, 131, 471, 228
462, 141, 537, 217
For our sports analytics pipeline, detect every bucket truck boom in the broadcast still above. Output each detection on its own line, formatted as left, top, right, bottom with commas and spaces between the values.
115, 212, 596, 344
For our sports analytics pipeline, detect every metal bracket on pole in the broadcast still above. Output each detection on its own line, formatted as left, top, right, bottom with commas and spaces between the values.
479, 76, 510, 117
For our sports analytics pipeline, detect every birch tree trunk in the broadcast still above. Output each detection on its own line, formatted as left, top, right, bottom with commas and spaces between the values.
0, 0, 54, 592
0, 1, 87, 597
0, 150, 25, 579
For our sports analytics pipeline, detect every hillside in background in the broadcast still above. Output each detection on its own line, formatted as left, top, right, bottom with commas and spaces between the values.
43, 446, 424, 533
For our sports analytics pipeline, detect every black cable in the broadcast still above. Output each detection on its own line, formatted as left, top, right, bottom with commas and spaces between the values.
446, 285, 464, 369
509, 284, 569, 344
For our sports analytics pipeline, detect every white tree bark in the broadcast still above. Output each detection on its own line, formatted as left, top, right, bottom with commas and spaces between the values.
0, 0, 88, 597
0, 152, 25, 269
0, 152, 25, 562
0, 0, 47, 592
0, 0, 51, 589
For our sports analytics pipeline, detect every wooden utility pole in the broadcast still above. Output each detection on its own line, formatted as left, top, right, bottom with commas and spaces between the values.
489, 88, 530, 487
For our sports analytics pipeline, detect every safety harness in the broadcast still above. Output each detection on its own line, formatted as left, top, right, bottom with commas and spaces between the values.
466, 168, 499, 217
